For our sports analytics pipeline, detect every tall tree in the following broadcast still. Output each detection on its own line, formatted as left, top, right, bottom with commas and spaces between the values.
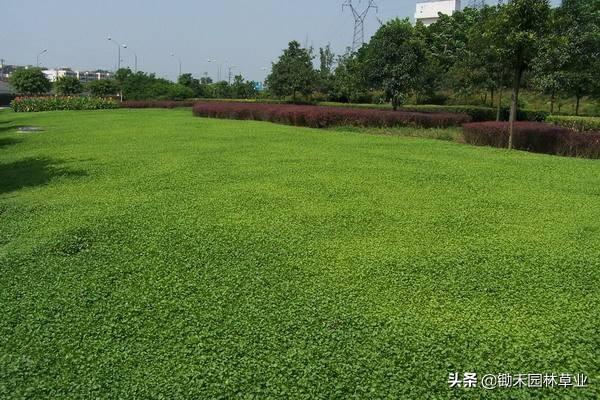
266, 41, 315, 102
231, 75, 258, 99
9, 68, 52, 95
364, 18, 426, 110
330, 48, 369, 103
420, 8, 481, 103
488, 0, 550, 149
54, 76, 83, 96
555, 0, 600, 115
87, 79, 119, 97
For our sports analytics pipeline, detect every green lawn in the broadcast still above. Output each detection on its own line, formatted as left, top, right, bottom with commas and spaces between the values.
1, 109, 599, 399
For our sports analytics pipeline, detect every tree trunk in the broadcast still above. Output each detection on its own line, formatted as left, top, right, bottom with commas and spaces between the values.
496, 89, 503, 122
508, 67, 523, 151
550, 89, 555, 114
575, 95, 581, 116
490, 88, 495, 108
392, 96, 399, 111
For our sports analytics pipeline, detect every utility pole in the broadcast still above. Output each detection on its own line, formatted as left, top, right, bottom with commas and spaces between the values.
342, 0, 378, 52
228, 65, 237, 84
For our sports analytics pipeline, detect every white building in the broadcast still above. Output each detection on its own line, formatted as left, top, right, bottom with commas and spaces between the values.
42, 68, 78, 82
415, 0, 461, 26
42, 68, 112, 83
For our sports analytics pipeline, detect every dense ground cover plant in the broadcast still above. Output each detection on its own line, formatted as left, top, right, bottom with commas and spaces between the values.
546, 115, 600, 132
10, 96, 118, 112
120, 100, 198, 109
1, 109, 599, 399
321, 102, 550, 122
463, 121, 600, 158
193, 101, 470, 128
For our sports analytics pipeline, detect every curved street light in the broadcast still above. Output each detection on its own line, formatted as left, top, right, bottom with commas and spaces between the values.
36, 49, 47, 67
171, 53, 182, 79
107, 37, 127, 70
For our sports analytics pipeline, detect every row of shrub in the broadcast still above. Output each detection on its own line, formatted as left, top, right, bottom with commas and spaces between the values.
10, 97, 118, 112
400, 105, 550, 122
120, 100, 198, 109
462, 121, 600, 159
192, 102, 471, 129
318, 103, 551, 122
546, 115, 600, 132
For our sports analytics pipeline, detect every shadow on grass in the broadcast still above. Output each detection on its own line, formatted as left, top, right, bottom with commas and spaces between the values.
0, 138, 22, 149
0, 157, 88, 195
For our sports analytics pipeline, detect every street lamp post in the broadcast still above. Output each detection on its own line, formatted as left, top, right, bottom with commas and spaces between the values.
128, 48, 138, 72
207, 59, 218, 81
107, 37, 127, 70
171, 53, 182, 79
36, 49, 47, 67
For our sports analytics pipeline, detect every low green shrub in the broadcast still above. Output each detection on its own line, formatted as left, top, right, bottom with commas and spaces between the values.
402, 105, 549, 122
402, 105, 498, 122
518, 109, 550, 122
11, 96, 118, 112
546, 115, 600, 132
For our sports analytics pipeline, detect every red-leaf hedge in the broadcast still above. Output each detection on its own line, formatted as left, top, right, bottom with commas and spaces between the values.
120, 100, 198, 109
463, 121, 600, 159
192, 102, 470, 129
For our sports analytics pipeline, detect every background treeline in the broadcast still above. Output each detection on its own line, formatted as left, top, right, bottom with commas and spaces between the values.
266, 0, 599, 116
8, 0, 599, 118
7, 67, 259, 103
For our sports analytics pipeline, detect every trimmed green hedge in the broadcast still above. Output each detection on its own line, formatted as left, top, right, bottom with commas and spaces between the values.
401, 105, 549, 122
324, 103, 550, 123
11, 96, 118, 112
546, 115, 600, 132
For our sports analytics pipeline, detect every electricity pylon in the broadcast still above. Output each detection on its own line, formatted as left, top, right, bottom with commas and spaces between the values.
343, 0, 378, 51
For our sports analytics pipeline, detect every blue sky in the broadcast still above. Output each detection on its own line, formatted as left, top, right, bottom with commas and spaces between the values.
2, 0, 560, 82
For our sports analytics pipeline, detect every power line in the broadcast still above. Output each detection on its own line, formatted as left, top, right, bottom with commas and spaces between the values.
342, 0, 378, 51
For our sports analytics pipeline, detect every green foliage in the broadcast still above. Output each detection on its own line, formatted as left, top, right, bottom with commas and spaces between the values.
10, 96, 118, 112
553, 0, 600, 115
266, 41, 316, 101
54, 76, 83, 96
364, 18, 426, 110
546, 115, 600, 132
329, 49, 370, 103
230, 75, 258, 99
1, 108, 600, 398
87, 79, 119, 97
166, 84, 195, 101
9, 68, 52, 95
110, 68, 194, 101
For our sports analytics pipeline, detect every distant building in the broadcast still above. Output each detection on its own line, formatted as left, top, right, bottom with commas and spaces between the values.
0, 61, 18, 82
415, 0, 461, 26
43, 68, 77, 82
43, 68, 112, 83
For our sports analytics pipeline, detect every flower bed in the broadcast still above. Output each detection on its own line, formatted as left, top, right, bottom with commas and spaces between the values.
462, 121, 600, 159
192, 101, 470, 129
10, 97, 118, 112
